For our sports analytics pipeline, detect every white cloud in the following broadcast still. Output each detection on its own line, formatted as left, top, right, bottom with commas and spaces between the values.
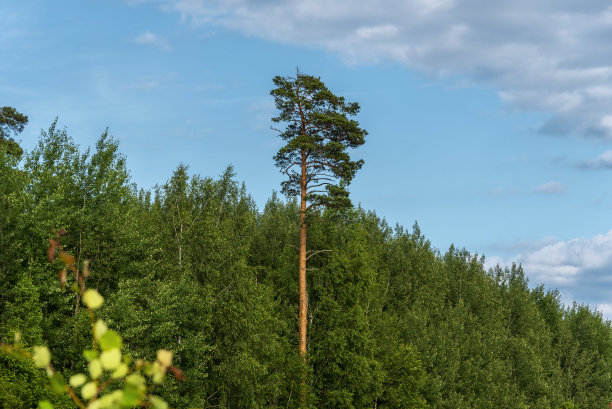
601, 115, 612, 132
132, 0, 612, 138
355, 24, 399, 41
596, 302, 612, 317
133, 31, 172, 51
533, 180, 566, 194
487, 230, 612, 318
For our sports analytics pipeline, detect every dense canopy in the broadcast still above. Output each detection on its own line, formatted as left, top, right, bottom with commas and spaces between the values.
1, 119, 612, 408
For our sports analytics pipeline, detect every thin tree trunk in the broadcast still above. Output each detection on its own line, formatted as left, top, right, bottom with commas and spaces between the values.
299, 148, 308, 408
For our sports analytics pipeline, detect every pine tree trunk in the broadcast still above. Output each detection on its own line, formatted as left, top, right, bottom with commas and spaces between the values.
299, 148, 308, 408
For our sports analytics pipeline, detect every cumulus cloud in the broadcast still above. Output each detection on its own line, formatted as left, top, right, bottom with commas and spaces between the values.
133, 31, 172, 51
132, 0, 612, 139
533, 180, 566, 194
486, 230, 612, 318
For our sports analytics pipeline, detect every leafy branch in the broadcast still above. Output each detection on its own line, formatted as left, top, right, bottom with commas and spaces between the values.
1, 229, 185, 409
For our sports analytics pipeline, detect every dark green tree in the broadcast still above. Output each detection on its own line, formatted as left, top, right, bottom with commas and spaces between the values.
270, 70, 367, 404
0, 107, 28, 157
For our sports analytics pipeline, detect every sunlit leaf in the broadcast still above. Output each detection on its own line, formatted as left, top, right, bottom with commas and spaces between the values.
156, 349, 172, 368
99, 330, 122, 351
149, 395, 168, 409
69, 373, 87, 388
100, 348, 121, 370
32, 346, 51, 368
89, 359, 102, 379
81, 381, 97, 400
83, 349, 98, 362
86, 400, 101, 409
111, 363, 128, 379
126, 373, 145, 388
82, 289, 104, 309
38, 400, 54, 409
93, 319, 108, 341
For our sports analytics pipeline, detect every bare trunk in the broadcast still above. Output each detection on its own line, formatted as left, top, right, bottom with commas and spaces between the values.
299, 148, 308, 408
178, 222, 183, 269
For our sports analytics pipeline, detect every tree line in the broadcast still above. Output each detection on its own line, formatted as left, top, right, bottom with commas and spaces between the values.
1, 73, 612, 408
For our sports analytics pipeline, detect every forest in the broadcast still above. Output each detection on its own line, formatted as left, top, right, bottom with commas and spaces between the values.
2, 74, 612, 409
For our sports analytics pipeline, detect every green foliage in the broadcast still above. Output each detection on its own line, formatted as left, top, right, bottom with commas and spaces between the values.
0, 106, 28, 157
2, 118, 612, 409
2, 233, 179, 409
271, 70, 367, 210
0, 274, 44, 346
0, 354, 73, 409
0, 106, 28, 140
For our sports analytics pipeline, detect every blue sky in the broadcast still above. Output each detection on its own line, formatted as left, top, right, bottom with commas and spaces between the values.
4, 0, 612, 316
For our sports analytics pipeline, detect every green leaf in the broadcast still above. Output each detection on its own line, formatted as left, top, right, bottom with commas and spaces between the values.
100, 348, 122, 370
83, 349, 98, 362
111, 363, 128, 379
125, 373, 146, 389
89, 359, 102, 379
149, 396, 168, 409
49, 372, 65, 394
94, 319, 108, 340
122, 386, 140, 406
98, 330, 122, 351
82, 289, 104, 309
69, 373, 87, 388
38, 400, 54, 409
32, 346, 51, 368
81, 381, 97, 400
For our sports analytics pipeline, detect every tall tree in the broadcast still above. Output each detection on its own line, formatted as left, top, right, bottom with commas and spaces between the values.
0, 106, 28, 140
0, 106, 28, 157
270, 69, 367, 404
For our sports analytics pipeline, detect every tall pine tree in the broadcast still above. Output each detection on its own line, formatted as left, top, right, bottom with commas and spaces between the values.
270, 69, 367, 406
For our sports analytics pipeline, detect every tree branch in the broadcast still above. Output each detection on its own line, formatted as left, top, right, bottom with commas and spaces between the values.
306, 249, 333, 261
306, 182, 332, 190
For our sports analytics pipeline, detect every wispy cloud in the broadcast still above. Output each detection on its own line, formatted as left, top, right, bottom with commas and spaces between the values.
131, 0, 612, 139
0, 5, 31, 52
580, 150, 612, 169
246, 99, 275, 132
533, 180, 566, 195
488, 181, 567, 197
133, 31, 172, 51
